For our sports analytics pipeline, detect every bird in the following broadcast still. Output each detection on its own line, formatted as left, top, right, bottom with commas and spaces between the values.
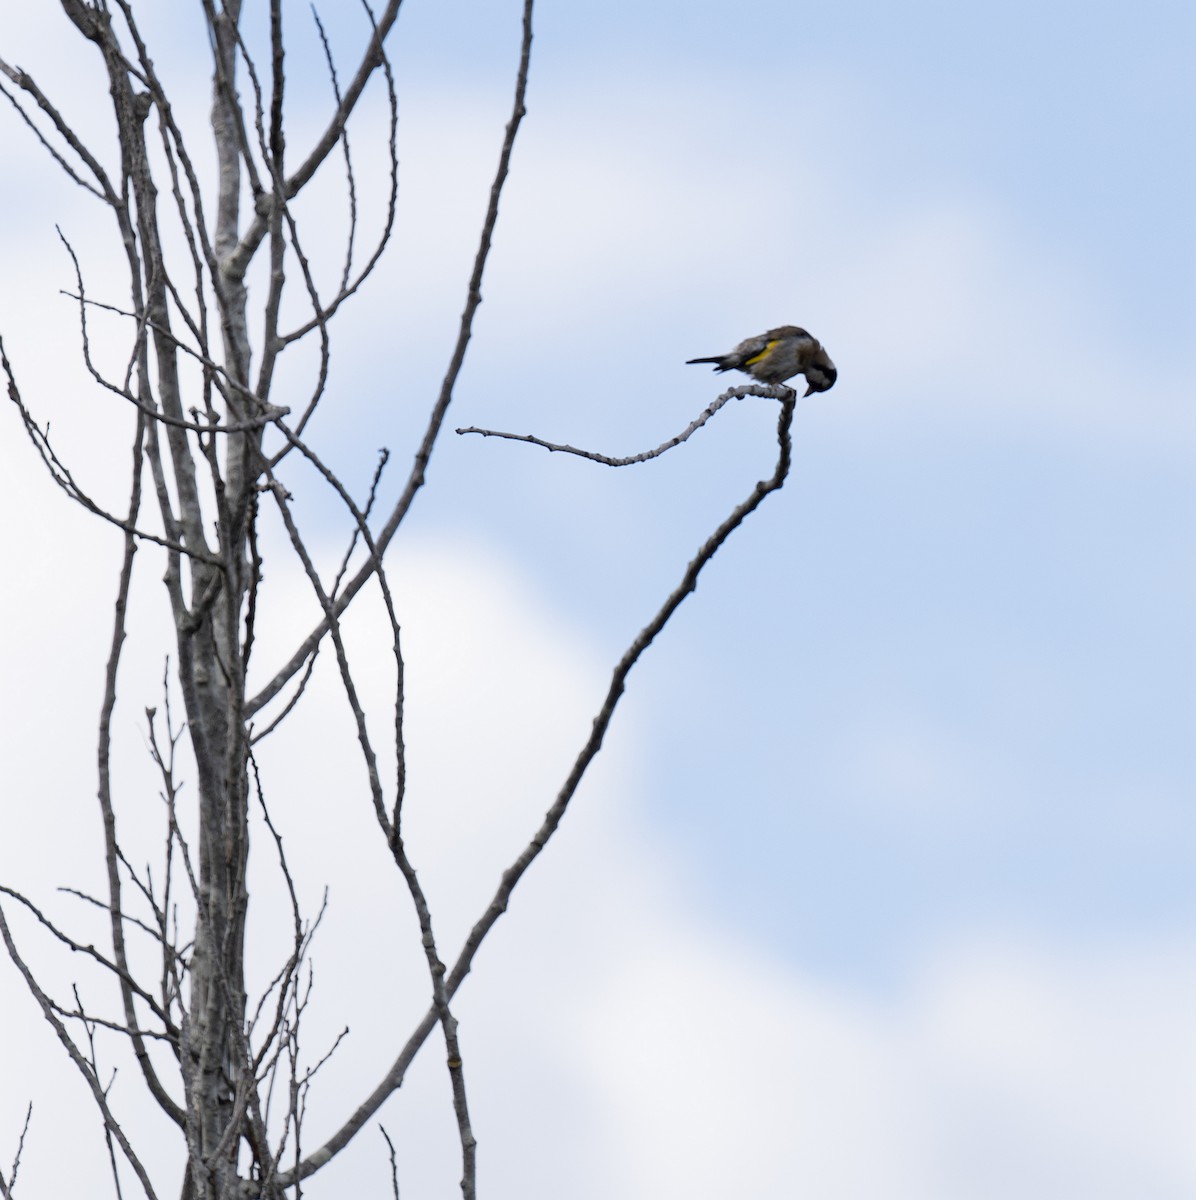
687, 325, 837, 395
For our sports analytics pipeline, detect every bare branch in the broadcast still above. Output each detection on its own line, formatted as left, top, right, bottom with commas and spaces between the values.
226, 0, 405, 280
0, 902, 161, 1200
0, 338, 219, 563
247, 0, 535, 718
246, 753, 303, 1069
455, 384, 763, 466
264, 474, 394, 842
0, 1103, 32, 1200
57, 885, 180, 960
0, 885, 177, 1036
0, 58, 116, 202
310, 5, 358, 296
380, 1125, 400, 1200
249, 447, 391, 745
57, 229, 277, 445
390, 831, 477, 1198
263, 424, 477, 1184
52, 996, 177, 1045
58, 291, 288, 431
69, 998, 130, 1200
201, 0, 267, 204
106, 0, 227, 325
277, 0, 401, 351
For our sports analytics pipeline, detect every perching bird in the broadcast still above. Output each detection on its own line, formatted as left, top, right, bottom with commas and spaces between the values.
687, 325, 837, 395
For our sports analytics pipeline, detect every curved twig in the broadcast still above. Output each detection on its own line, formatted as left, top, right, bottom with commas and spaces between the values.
0, 337, 219, 563
276, 0, 400, 354
0, 59, 117, 203
456, 382, 772, 466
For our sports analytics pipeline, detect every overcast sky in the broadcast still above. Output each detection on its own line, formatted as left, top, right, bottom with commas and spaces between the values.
1, 1, 1193, 1197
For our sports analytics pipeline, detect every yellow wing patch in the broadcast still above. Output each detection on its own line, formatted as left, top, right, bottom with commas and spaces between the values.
744, 339, 779, 367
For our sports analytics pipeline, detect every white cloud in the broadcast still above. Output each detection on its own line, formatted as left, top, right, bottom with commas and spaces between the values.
911, 937, 1196, 1198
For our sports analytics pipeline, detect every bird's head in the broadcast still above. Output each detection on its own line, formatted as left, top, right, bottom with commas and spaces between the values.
803, 359, 837, 396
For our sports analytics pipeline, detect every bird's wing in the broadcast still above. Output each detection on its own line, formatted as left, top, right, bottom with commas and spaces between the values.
728, 332, 777, 368
767, 325, 813, 343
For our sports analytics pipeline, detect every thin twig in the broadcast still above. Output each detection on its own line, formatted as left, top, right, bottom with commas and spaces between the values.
264, 440, 474, 1188
56, 886, 176, 953
226, 0, 405, 279
0, 339, 218, 563
380, 1125, 400, 1200
74, 995, 128, 1200
310, 6, 358, 295
0, 59, 117, 202
0, 1103, 32, 1200
0, 885, 175, 1032
249, 449, 389, 746
0, 903, 161, 1200
276, 0, 400, 353
456, 384, 765, 466
59, 291, 287, 431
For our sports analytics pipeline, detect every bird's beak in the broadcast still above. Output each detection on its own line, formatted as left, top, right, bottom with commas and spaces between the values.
803, 383, 815, 397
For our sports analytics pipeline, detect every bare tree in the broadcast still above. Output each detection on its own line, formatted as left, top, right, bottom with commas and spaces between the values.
0, 4, 797, 1198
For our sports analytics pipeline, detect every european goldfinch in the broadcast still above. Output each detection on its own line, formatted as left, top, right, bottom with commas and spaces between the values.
687, 325, 837, 395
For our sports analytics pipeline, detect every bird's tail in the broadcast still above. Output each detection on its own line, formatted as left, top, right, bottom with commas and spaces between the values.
686, 356, 728, 370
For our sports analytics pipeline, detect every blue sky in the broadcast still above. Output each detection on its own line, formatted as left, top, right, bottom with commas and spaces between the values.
1, 1, 1193, 1196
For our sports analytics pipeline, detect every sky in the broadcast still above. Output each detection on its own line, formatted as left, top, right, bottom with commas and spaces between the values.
0, 0, 1194, 1197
